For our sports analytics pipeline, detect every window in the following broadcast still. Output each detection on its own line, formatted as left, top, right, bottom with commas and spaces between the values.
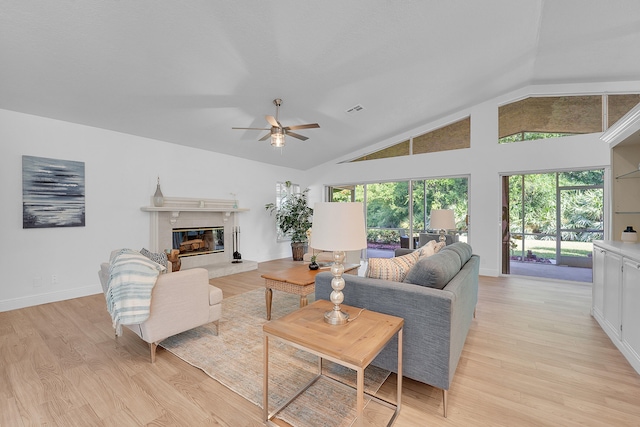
412, 117, 470, 155
350, 141, 410, 162
499, 94, 640, 144
608, 94, 640, 127
499, 96, 602, 143
328, 177, 469, 258
349, 117, 470, 162
328, 185, 357, 202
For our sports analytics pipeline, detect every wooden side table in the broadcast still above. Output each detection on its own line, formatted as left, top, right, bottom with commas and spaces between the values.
263, 299, 403, 426
261, 263, 359, 320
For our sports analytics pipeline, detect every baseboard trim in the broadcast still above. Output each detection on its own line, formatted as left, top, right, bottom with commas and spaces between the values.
0, 285, 102, 312
479, 267, 499, 277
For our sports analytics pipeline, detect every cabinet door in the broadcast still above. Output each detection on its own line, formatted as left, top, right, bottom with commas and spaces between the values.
592, 246, 606, 317
622, 257, 640, 356
603, 251, 623, 338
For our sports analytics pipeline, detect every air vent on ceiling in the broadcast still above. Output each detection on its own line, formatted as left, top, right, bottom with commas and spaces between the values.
345, 104, 365, 114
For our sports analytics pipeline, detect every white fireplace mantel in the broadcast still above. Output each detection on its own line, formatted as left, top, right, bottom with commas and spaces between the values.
141, 196, 249, 213
141, 206, 249, 213
141, 197, 248, 224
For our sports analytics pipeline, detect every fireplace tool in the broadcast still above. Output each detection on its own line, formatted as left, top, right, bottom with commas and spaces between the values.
232, 226, 242, 263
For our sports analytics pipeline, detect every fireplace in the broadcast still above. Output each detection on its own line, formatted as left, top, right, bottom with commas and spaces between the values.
172, 226, 224, 258
142, 197, 257, 278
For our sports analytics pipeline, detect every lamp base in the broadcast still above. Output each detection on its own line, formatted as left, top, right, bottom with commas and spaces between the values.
324, 308, 349, 325
324, 251, 349, 325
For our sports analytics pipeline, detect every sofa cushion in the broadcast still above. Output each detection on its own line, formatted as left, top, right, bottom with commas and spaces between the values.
441, 242, 473, 265
416, 240, 436, 257
404, 249, 462, 289
366, 251, 420, 282
416, 240, 446, 258
140, 248, 168, 269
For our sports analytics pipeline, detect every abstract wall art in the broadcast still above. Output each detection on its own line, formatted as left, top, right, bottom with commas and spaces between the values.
22, 155, 86, 228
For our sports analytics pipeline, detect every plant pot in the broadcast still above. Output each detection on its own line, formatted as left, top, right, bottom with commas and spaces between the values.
309, 261, 319, 270
291, 242, 307, 261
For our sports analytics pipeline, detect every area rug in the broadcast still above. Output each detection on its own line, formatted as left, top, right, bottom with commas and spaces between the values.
159, 288, 390, 427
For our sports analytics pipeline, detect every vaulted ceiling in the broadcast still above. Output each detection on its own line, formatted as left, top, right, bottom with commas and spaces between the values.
2, 1, 640, 170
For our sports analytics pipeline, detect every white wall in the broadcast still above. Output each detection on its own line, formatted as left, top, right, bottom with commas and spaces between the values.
1, 109, 304, 311
306, 82, 631, 276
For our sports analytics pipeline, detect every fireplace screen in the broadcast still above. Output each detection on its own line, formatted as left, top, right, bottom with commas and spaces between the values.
172, 227, 223, 258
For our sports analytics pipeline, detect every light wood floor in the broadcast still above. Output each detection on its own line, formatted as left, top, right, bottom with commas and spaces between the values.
1, 258, 640, 426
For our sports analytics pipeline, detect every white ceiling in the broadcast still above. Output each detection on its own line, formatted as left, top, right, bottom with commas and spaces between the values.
2, 1, 640, 170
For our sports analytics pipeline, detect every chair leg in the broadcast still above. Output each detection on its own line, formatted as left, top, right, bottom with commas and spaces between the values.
149, 342, 158, 363
442, 388, 448, 417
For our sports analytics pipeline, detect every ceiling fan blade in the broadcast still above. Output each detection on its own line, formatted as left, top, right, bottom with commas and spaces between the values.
265, 115, 282, 128
258, 133, 271, 141
232, 127, 270, 130
285, 131, 309, 141
284, 123, 320, 131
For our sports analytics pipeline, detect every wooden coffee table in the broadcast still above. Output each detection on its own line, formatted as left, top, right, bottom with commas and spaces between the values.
263, 299, 403, 426
261, 263, 359, 320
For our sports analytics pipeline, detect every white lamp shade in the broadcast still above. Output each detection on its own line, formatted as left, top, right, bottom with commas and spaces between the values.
311, 202, 367, 251
430, 209, 456, 230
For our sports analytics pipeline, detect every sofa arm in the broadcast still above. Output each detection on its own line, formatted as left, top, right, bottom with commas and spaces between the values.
394, 248, 414, 257
136, 267, 212, 343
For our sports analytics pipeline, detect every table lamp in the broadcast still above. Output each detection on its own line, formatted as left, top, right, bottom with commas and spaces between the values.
311, 202, 367, 325
430, 209, 456, 244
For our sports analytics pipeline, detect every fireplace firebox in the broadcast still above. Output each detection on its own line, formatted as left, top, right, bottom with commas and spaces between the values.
172, 226, 223, 258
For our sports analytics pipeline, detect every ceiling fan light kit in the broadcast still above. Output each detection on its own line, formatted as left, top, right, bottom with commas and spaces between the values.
232, 98, 319, 148
271, 126, 285, 148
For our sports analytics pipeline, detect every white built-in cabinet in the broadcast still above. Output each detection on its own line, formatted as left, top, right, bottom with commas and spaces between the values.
593, 103, 640, 374
622, 256, 640, 359
602, 247, 622, 338
592, 241, 640, 374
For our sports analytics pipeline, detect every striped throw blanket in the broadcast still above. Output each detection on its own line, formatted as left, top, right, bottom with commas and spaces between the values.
106, 248, 166, 336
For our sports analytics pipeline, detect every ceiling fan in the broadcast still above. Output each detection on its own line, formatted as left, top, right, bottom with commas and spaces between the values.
232, 98, 320, 148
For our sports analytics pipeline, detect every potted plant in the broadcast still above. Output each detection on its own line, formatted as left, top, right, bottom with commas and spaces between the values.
309, 254, 319, 270
265, 181, 313, 261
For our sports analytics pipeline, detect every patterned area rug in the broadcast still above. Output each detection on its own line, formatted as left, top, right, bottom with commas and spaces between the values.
160, 288, 390, 427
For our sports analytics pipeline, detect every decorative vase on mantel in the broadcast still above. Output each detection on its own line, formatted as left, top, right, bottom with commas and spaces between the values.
153, 177, 164, 207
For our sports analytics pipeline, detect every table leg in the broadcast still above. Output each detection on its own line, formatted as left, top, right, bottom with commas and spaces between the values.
263, 334, 269, 422
265, 288, 272, 320
397, 327, 403, 411
299, 295, 308, 308
356, 367, 364, 425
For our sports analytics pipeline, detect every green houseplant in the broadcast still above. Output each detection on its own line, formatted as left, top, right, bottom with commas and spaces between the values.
309, 254, 319, 270
265, 181, 313, 261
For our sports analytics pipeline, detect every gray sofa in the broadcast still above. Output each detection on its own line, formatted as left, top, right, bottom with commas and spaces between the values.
315, 242, 479, 417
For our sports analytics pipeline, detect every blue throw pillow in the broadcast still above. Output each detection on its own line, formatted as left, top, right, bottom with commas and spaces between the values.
404, 249, 462, 289
441, 242, 473, 265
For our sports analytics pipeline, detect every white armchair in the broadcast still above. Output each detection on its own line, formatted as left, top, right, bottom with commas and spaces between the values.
98, 252, 222, 362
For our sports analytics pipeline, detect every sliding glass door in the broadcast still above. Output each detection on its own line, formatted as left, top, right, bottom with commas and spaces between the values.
502, 169, 603, 282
